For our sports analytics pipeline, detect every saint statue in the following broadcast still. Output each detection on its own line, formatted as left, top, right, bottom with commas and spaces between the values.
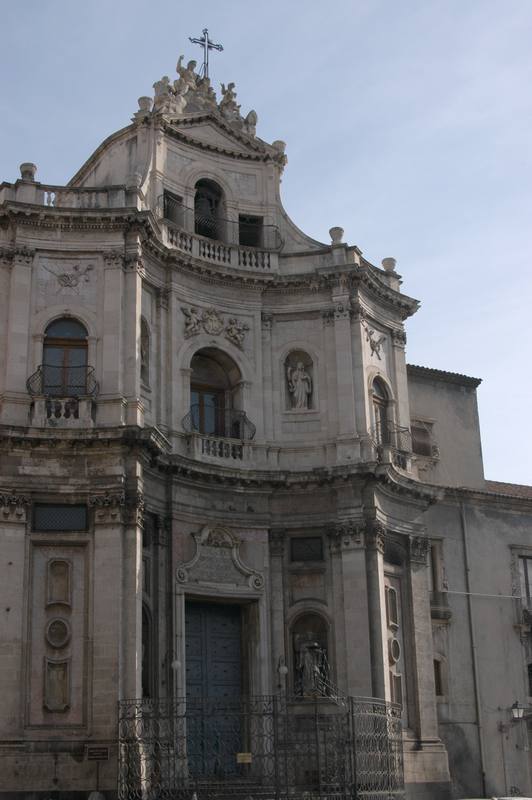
287, 361, 312, 409
296, 640, 329, 696
174, 55, 198, 98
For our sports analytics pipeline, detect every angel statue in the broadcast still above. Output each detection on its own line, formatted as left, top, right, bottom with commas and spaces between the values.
219, 82, 241, 118
287, 361, 312, 410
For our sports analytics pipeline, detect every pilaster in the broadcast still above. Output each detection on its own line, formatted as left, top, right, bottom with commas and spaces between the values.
330, 285, 357, 460
269, 528, 287, 693
2, 248, 34, 425
365, 521, 388, 699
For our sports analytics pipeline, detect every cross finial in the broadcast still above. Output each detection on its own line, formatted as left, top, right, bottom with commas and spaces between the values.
189, 28, 223, 80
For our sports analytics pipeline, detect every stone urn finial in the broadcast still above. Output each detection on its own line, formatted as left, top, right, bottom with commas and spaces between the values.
20, 163, 37, 182
329, 227, 344, 245
382, 257, 397, 273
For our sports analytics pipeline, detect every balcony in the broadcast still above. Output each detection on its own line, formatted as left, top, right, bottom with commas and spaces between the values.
118, 694, 404, 800
26, 365, 99, 428
371, 423, 412, 471
182, 405, 256, 463
162, 200, 282, 271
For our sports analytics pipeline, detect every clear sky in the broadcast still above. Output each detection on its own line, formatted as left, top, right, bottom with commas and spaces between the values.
1, 0, 531, 484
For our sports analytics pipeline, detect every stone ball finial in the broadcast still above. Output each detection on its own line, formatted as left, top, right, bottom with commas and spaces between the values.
329, 227, 344, 245
20, 163, 37, 181
137, 96, 153, 113
382, 257, 397, 273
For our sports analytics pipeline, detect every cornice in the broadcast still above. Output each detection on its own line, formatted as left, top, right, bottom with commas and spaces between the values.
407, 364, 482, 389
164, 114, 270, 154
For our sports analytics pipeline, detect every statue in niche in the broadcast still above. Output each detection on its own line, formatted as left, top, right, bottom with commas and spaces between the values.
287, 360, 312, 410
295, 638, 330, 697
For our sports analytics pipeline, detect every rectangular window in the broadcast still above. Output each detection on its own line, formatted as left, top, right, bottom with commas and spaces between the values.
290, 536, 324, 562
411, 423, 433, 457
520, 557, 532, 605
434, 659, 444, 696
163, 191, 184, 226
239, 215, 263, 248
33, 504, 87, 532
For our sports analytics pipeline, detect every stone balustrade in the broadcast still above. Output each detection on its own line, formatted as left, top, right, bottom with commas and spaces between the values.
0, 181, 142, 210
187, 432, 248, 462
30, 397, 95, 428
166, 224, 277, 270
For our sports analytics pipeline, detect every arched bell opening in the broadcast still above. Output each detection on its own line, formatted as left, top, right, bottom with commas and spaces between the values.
194, 179, 225, 241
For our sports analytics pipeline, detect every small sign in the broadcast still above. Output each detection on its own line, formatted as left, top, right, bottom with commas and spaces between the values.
236, 752, 252, 764
87, 746, 109, 761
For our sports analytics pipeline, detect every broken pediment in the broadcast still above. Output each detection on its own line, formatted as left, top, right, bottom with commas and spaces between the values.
176, 525, 265, 592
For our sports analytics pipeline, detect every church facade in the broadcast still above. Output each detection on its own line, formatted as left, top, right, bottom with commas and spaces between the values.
1, 53, 531, 800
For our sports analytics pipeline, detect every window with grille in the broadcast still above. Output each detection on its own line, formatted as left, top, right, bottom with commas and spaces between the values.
163, 190, 184, 226
520, 557, 532, 606
239, 215, 263, 247
411, 423, 433, 457
290, 536, 324, 562
33, 504, 88, 531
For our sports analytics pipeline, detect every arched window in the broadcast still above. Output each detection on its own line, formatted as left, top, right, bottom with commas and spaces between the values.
43, 318, 88, 396
140, 318, 150, 386
194, 179, 224, 240
187, 347, 255, 439
372, 377, 389, 445
292, 613, 330, 697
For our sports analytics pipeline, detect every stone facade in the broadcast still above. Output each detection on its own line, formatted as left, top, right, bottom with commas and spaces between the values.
0, 55, 531, 800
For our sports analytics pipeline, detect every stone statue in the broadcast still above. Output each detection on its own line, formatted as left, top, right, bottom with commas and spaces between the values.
174, 56, 198, 98
243, 110, 258, 137
296, 640, 329, 696
287, 361, 312, 409
219, 82, 241, 120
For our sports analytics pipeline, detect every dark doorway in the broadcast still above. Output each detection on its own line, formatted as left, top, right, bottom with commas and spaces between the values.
185, 601, 242, 777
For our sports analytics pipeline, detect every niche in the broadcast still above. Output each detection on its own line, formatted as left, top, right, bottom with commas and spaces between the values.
285, 351, 314, 411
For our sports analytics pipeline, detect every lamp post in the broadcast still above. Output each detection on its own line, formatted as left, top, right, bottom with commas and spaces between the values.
511, 700, 526, 722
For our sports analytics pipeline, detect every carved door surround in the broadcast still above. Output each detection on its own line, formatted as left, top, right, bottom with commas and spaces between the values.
174, 525, 270, 698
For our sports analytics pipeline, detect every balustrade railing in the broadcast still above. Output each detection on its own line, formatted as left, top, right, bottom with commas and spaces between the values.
118, 694, 404, 800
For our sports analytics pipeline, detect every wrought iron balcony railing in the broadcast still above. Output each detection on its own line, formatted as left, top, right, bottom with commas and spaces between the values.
118, 694, 405, 800
370, 423, 412, 469
161, 194, 284, 252
182, 404, 256, 441
26, 364, 99, 398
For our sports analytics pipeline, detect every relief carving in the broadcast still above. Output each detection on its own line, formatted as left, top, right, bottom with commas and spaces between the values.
0, 492, 30, 521
41, 262, 94, 292
363, 323, 386, 360
409, 534, 430, 566
46, 618, 71, 649
181, 305, 250, 349
328, 520, 365, 553
176, 525, 264, 591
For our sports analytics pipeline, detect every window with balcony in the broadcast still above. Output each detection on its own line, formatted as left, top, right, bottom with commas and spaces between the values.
194, 179, 224, 241
183, 347, 255, 441
42, 318, 88, 396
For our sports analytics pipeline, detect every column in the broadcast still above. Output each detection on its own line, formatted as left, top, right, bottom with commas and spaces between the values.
2, 248, 34, 424
365, 522, 388, 699
123, 247, 143, 426
89, 492, 124, 733
0, 494, 30, 738
407, 534, 439, 740
100, 251, 125, 425
331, 286, 358, 462
330, 521, 373, 696
269, 528, 287, 693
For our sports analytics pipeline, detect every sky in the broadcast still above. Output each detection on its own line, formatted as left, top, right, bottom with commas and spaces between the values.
1, 0, 531, 484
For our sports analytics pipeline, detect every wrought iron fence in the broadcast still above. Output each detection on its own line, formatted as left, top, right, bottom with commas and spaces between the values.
182, 405, 256, 441
26, 364, 99, 398
118, 694, 404, 800
370, 423, 411, 469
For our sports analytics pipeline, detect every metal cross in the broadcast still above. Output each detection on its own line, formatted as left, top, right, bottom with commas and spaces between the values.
188, 28, 223, 80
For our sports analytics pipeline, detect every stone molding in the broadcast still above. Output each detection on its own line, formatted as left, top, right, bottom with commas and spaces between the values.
88, 490, 144, 525
365, 521, 386, 554
269, 528, 285, 557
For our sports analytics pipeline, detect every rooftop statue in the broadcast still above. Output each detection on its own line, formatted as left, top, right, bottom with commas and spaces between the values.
219, 82, 241, 121
174, 55, 198, 97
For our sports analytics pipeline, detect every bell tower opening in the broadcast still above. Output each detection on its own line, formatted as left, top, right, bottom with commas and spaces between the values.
194, 179, 224, 240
